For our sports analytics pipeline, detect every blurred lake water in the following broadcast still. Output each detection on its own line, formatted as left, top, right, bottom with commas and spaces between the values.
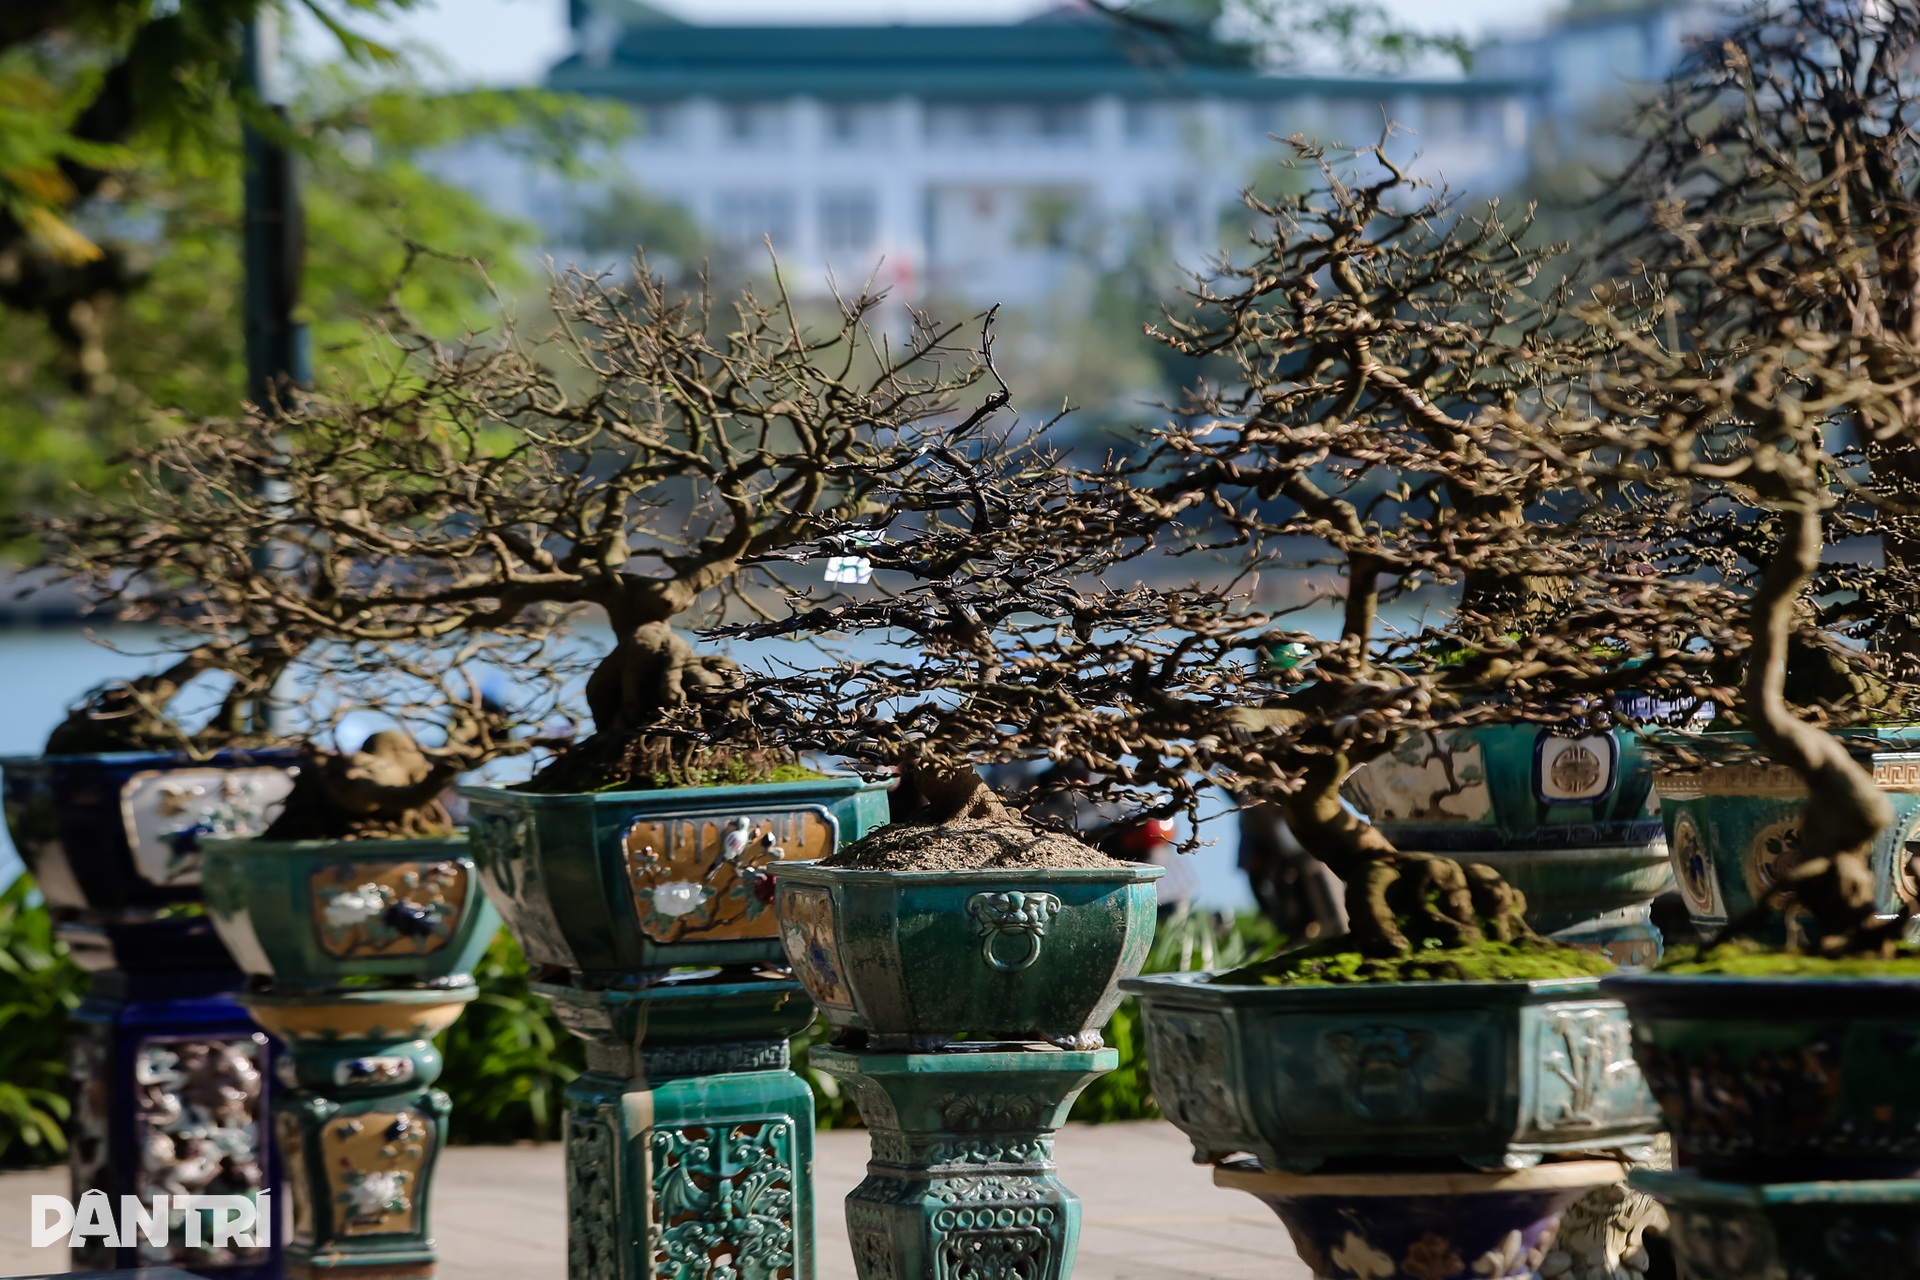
0, 626, 1255, 909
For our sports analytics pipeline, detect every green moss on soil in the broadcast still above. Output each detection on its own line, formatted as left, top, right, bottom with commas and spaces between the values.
1215, 936, 1615, 987
1658, 939, 1920, 977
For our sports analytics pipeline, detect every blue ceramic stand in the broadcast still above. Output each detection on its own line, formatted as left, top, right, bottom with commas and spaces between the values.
3, 751, 299, 1279
66, 920, 282, 1280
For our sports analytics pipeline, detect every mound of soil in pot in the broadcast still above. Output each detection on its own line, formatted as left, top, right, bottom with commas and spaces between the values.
824, 812, 1130, 872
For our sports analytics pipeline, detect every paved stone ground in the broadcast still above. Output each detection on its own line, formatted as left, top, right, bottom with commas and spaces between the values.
0, 1121, 1304, 1280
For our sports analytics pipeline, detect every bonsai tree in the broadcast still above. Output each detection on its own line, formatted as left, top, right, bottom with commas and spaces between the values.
1562, 168, 1920, 959
27, 264, 1009, 836
710, 150, 1683, 973
1614, 0, 1920, 684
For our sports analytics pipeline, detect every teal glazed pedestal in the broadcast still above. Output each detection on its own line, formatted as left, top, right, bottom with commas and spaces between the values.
462, 777, 891, 1280
1216, 1160, 1627, 1280
544, 974, 820, 1280
813, 1046, 1115, 1280
1653, 732, 1920, 941
243, 990, 473, 1280
1345, 725, 1672, 965
1631, 1170, 1920, 1280
203, 837, 497, 1280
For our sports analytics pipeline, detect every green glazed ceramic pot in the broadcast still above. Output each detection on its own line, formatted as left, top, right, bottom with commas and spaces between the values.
203, 836, 497, 989
461, 777, 890, 982
1653, 731, 1920, 939
1632, 1169, 1920, 1280
535, 968, 818, 1079
1345, 725, 1672, 965
775, 862, 1162, 1048
1124, 972, 1663, 1173
1603, 972, 1920, 1180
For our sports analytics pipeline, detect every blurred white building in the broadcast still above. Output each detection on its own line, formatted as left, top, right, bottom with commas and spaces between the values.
434, 0, 1711, 303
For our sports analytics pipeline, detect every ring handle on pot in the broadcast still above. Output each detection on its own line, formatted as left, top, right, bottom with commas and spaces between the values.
966, 890, 1062, 972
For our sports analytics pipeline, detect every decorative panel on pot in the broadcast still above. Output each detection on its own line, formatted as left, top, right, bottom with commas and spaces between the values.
1653, 733, 1920, 936
461, 776, 890, 979
1344, 726, 1672, 965
1, 749, 300, 914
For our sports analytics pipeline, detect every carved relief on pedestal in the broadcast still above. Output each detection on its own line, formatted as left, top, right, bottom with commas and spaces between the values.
129, 1035, 271, 1269
319, 1110, 430, 1237
647, 1118, 798, 1280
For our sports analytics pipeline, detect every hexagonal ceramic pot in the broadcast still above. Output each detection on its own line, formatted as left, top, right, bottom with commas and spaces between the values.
1604, 971, 1920, 1180
1345, 725, 1672, 964
1124, 972, 1663, 1173
0, 748, 300, 915
775, 862, 1161, 1047
461, 777, 891, 982
202, 836, 497, 989
1653, 731, 1920, 939
1631, 1168, 1920, 1280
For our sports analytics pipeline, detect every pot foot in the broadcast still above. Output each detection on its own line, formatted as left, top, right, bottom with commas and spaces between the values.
1216, 1159, 1626, 1280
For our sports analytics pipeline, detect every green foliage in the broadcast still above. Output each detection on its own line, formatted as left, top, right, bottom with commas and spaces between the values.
436, 926, 584, 1144
0, 55, 627, 527
1224, 935, 1616, 986
0, 876, 86, 1168
1069, 909, 1280, 1123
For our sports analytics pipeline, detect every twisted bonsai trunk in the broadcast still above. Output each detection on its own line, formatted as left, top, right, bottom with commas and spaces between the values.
1720, 505, 1901, 955
1283, 750, 1531, 959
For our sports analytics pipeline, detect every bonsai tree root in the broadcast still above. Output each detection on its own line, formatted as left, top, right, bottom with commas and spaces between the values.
263, 730, 457, 841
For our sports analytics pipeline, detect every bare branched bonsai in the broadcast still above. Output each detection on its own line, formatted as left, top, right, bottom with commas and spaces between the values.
30, 264, 1006, 836
1562, 190, 1920, 958
1617, 0, 1920, 683
715, 152, 1670, 972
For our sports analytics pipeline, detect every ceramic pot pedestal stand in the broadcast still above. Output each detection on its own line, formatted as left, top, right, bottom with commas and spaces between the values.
240, 988, 474, 1280
1216, 1161, 1627, 1280
813, 1045, 1115, 1280
67, 922, 279, 1280
540, 974, 820, 1280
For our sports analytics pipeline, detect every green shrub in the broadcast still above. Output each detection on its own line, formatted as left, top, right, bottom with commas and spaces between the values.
0, 876, 86, 1168
436, 927, 585, 1144
1069, 910, 1279, 1123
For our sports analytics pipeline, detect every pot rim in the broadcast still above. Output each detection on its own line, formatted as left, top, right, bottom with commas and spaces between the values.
240, 983, 477, 1010
1123, 968, 1609, 1001
1216, 1158, 1625, 1198
455, 775, 890, 807
201, 834, 470, 858
1632, 1167, 1920, 1206
0, 747, 302, 768
773, 861, 1165, 883
1601, 970, 1920, 1007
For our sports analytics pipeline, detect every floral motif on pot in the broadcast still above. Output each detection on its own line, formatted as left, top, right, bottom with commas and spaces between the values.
321, 1111, 429, 1235
1331, 1230, 1396, 1279
1670, 813, 1718, 917
1743, 819, 1802, 905
311, 860, 468, 958
121, 767, 296, 887
1401, 1232, 1465, 1280
625, 808, 834, 944
779, 884, 852, 1010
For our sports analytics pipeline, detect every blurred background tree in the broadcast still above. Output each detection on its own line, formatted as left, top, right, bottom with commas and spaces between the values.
0, 0, 628, 526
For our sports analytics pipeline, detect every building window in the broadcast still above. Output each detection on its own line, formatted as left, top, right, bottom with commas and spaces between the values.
721, 102, 789, 146
714, 190, 796, 249
819, 190, 879, 254
823, 102, 892, 147
634, 104, 685, 144
924, 102, 1094, 145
